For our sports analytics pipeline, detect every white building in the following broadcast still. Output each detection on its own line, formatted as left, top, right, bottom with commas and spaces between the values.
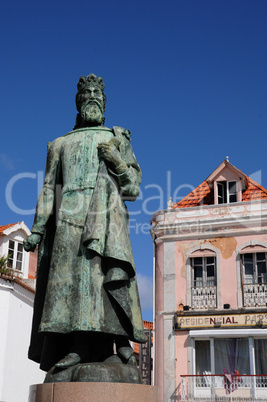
0, 222, 44, 402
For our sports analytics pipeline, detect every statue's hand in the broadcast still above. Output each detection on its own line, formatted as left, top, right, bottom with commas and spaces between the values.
23, 233, 42, 252
98, 142, 122, 167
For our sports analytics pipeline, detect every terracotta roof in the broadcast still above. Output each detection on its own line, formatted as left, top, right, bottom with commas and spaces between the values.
143, 320, 153, 330
0, 274, 35, 293
173, 172, 267, 209
173, 181, 214, 208
14, 277, 35, 293
242, 176, 267, 201
0, 223, 20, 234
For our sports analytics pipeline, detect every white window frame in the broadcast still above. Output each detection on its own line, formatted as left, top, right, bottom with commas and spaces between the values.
7, 239, 24, 271
217, 180, 237, 204
192, 331, 267, 376
191, 256, 216, 288
241, 252, 267, 285
236, 241, 267, 308
186, 244, 222, 309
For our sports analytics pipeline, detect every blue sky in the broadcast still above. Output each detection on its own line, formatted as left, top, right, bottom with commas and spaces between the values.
1, 0, 267, 320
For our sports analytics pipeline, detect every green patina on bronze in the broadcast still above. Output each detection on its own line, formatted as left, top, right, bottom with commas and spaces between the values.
24, 74, 146, 381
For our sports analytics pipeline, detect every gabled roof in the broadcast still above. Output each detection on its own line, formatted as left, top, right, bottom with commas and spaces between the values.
0, 223, 19, 234
174, 181, 214, 208
0, 221, 31, 236
243, 176, 267, 201
206, 159, 246, 184
173, 160, 267, 209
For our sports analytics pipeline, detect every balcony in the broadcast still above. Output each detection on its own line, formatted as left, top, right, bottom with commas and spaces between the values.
192, 286, 217, 309
181, 375, 267, 401
243, 283, 267, 307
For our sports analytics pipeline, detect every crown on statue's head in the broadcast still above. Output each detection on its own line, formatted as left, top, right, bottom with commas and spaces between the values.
77, 74, 105, 92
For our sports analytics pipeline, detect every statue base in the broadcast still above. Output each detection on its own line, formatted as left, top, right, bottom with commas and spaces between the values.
44, 362, 142, 383
29, 382, 158, 402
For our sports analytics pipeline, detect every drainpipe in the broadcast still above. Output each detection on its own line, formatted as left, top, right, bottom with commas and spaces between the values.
152, 232, 156, 386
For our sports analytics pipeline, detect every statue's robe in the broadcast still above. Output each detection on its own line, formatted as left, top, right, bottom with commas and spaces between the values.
29, 126, 146, 371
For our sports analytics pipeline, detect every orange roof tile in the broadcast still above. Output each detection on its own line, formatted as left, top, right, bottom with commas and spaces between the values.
143, 320, 153, 330
0, 223, 20, 234
242, 177, 267, 201
0, 273, 35, 293
173, 181, 213, 208
14, 277, 35, 293
172, 172, 267, 209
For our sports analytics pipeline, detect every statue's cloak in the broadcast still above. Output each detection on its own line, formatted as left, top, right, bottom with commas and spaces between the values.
28, 127, 146, 371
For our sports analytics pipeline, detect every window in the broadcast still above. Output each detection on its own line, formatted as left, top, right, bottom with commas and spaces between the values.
195, 338, 267, 376
217, 181, 237, 204
214, 338, 250, 374
195, 338, 250, 375
7, 240, 23, 271
242, 253, 267, 284
242, 252, 267, 307
191, 256, 217, 309
192, 257, 216, 287
193, 338, 267, 396
195, 340, 211, 375
254, 339, 267, 375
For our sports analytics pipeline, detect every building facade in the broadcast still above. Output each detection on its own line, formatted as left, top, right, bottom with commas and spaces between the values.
0, 222, 44, 402
0, 221, 37, 280
151, 160, 267, 401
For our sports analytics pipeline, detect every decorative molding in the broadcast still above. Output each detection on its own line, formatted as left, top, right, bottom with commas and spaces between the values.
186, 244, 219, 259
152, 226, 267, 242
236, 240, 267, 254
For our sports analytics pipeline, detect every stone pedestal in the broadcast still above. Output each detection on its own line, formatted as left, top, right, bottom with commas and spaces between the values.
29, 382, 158, 402
44, 361, 142, 384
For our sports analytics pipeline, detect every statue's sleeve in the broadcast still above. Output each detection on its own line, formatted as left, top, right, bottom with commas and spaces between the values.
31, 139, 61, 235
109, 137, 142, 201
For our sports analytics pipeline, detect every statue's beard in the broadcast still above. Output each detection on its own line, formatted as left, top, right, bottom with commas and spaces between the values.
80, 101, 103, 125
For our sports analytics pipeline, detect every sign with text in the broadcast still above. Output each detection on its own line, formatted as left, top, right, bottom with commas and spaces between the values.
139, 329, 152, 385
176, 312, 267, 330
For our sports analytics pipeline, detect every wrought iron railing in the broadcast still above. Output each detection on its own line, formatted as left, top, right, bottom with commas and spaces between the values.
191, 286, 217, 309
181, 374, 267, 401
243, 283, 267, 307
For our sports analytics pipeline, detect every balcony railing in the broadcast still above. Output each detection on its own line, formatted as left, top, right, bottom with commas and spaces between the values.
192, 286, 217, 309
181, 375, 267, 401
243, 283, 267, 307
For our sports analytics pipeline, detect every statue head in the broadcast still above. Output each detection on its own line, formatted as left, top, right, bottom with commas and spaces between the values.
74, 74, 106, 129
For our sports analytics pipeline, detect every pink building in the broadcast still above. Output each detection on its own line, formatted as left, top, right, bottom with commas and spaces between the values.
151, 160, 267, 401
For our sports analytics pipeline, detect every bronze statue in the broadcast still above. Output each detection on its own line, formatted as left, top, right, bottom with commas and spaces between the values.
24, 74, 146, 381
